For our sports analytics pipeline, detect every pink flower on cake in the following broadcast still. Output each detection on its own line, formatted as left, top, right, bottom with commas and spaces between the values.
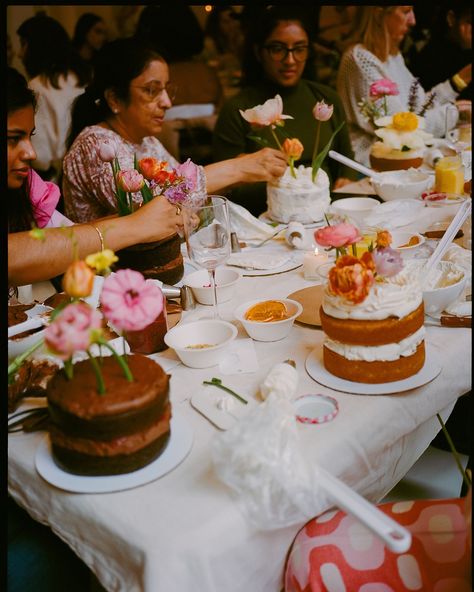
312, 100, 334, 122
45, 302, 102, 359
315, 222, 362, 249
62, 260, 95, 298
372, 247, 403, 278
239, 94, 293, 128
116, 170, 145, 193
101, 269, 163, 332
328, 254, 375, 304
369, 79, 399, 100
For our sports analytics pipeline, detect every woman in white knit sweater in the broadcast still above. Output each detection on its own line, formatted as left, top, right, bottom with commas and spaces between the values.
337, 6, 471, 166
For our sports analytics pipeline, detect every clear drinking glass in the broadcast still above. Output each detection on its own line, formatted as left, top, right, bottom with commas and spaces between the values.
182, 196, 231, 318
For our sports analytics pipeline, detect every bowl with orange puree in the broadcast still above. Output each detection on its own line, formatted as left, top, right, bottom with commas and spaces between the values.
234, 299, 303, 342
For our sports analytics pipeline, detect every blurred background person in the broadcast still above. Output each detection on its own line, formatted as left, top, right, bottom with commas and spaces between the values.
337, 5, 472, 167
7, 32, 15, 66
17, 14, 89, 183
212, 5, 356, 216
72, 12, 108, 68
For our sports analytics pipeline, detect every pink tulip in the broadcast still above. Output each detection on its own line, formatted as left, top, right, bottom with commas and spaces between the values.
100, 269, 164, 332
45, 302, 102, 359
116, 170, 145, 193
369, 79, 399, 99
314, 222, 362, 248
176, 158, 199, 192
312, 100, 334, 122
239, 94, 293, 128
98, 141, 116, 162
282, 138, 304, 160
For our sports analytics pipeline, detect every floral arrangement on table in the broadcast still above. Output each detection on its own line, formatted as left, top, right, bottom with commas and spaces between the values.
315, 223, 403, 303
239, 94, 344, 181
8, 242, 162, 395
98, 141, 200, 216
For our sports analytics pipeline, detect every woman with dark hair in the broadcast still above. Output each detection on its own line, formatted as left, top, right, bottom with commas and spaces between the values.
62, 37, 286, 223
72, 12, 107, 64
212, 5, 356, 216
17, 14, 90, 181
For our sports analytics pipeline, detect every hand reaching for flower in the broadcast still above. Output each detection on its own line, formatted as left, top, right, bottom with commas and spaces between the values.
236, 148, 288, 184
128, 195, 184, 242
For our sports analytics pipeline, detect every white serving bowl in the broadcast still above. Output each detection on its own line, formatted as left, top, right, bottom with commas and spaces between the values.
330, 197, 380, 228
389, 231, 426, 258
164, 319, 238, 368
421, 260, 466, 316
371, 169, 433, 201
8, 304, 51, 361
234, 298, 303, 342
184, 268, 241, 305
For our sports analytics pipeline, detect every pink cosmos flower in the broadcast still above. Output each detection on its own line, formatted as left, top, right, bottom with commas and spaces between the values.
315, 222, 362, 248
176, 158, 199, 192
45, 302, 102, 360
312, 100, 334, 122
100, 269, 164, 331
372, 247, 403, 277
98, 141, 116, 162
116, 170, 145, 193
369, 79, 399, 100
239, 94, 293, 128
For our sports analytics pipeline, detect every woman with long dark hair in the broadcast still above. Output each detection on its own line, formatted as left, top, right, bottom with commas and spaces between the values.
72, 12, 107, 64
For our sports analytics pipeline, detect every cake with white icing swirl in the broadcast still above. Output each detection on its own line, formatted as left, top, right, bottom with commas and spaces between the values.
266, 165, 330, 224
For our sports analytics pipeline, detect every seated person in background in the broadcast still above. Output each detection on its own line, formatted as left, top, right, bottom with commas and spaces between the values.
16, 14, 90, 182
72, 12, 108, 71
337, 6, 472, 167
410, 0, 471, 101
62, 38, 286, 224
7, 66, 183, 289
212, 5, 356, 217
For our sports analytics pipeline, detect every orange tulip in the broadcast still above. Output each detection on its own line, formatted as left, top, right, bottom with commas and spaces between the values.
282, 138, 304, 160
62, 260, 95, 298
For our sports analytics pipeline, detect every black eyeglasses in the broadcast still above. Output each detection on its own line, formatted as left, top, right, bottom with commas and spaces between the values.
130, 81, 178, 102
262, 44, 309, 63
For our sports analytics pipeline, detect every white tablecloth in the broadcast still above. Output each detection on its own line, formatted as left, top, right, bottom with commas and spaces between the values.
8, 230, 471, 592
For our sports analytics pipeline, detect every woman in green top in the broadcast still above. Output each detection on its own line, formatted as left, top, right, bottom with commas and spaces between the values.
212, 5, 357, 216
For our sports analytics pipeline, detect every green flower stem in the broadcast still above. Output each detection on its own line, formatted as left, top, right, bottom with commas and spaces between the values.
8, 338, 45, 383
351, 243, 358, 256
87, 351, 106, 395
383, 95, 388, 117
436, 413, 472, 489
64, 359, 74, 380
270, 128, 283, 151
203, 378, 247, 405
312, 121, 321, 164
289, 158, 296, 179
97, 337, 134, 383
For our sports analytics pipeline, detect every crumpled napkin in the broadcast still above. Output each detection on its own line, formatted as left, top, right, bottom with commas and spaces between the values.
442, 243, 472, 291
227, 201, 276, 242
365, 199, 425, 230
227, 252, 291, 270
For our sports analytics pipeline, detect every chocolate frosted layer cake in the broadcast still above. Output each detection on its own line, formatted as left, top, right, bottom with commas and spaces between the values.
47, 355, 171, 475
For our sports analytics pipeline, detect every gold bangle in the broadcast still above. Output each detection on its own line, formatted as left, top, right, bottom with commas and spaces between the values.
88, 224, 105, 251
452, 73, 468, 92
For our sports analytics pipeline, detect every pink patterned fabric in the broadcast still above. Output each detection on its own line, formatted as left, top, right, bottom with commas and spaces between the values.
62, 125, 206, 223
28, 169, 61, 228
284, 498, 471, 591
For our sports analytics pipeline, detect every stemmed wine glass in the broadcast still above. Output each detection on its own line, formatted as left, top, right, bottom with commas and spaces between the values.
182, 196, 231, 318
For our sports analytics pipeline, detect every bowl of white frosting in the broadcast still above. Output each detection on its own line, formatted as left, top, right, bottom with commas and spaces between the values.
371, 169, 433, 201
421, 260, 466, 316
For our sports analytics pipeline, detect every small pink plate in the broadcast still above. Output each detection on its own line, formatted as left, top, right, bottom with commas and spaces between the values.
293, 394, 339, 424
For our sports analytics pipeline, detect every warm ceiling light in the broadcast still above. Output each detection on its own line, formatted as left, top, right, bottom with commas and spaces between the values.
204, 5, 213, 12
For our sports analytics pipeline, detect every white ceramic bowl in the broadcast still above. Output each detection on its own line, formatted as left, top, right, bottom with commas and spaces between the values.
330, 197, 380, 228
422, 260, 466, 316
8, 304, 51, 361
389, 231, 426, 257
184, 268, 241, 305
163, 319, 238, 368
234, 298, 303, 342
371, 169, 433, 201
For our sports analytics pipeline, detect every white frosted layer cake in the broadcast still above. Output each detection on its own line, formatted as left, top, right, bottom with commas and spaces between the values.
266, 165, 330, 223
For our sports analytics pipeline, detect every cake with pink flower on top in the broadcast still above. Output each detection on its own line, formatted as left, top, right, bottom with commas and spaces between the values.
316, 227, 425, 383
45, 269, 172, 476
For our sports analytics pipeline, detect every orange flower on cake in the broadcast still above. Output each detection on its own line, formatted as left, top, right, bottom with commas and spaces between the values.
328, 254, 375, 304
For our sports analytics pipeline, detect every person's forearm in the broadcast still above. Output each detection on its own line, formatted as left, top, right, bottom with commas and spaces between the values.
204, 159, 243, 192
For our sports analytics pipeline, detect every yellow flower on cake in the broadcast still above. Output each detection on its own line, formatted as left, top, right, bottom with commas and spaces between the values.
374, 112, 433, 151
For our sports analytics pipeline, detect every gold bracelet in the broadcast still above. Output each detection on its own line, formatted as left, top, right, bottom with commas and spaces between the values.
452, 73, 468, 92
88, 224, 105, 251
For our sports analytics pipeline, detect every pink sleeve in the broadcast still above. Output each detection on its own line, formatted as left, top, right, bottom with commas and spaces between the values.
28, 169, 62, 228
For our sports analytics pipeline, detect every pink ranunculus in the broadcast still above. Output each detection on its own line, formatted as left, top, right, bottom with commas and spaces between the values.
372, 247, 403, 278
312, 100, 334, 122
100, 269, 164, 332
315, 222, 362, 248
44, 302, 102, 359
369, 79, 399, 99
239, 94, 293, 128
176, 158, 199, 192
98, 141, 116, 162
116, 170, 145, 193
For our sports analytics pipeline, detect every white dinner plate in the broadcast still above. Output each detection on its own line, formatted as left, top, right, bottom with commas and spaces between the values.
225, 257, 303, 277
259, 211, 325, 229
35, 413, 193, 493
305, 335, 441, 395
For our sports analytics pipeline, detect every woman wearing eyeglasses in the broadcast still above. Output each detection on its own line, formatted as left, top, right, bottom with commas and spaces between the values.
62, 37, 287, 223
212, 5, 356, 216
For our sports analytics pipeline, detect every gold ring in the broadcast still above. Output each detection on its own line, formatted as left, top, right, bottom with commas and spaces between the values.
175, 204, 182, 215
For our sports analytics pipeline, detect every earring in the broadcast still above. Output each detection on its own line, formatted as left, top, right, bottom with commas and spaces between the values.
113, 109, 119, 114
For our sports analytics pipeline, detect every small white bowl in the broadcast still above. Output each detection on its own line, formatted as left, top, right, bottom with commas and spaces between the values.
184, 268, 240, 305
330, 197, 380, 228
371, 169, 433, 201
390, 231, 426, 257
164, 319, 238, 368
234, 298, 303, 342
422, 260, 466, 316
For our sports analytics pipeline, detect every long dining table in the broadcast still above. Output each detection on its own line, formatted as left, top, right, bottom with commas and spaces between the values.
8, 200, 471, 592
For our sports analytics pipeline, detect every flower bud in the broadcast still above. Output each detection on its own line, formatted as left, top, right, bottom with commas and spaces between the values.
282, 138, 304, 160
312, 100, 333, 122
62, 261, 95, 298
116, 170, 145, 193
98, 141, 116, 162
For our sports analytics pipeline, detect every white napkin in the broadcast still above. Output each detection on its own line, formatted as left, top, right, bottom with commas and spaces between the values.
227, 201, 276, 242
365, 199, 426, 230
442, 243, 472, 290
227, 252, 291, 270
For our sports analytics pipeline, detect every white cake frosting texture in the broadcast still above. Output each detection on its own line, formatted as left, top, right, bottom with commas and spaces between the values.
266, 165, 330, 223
